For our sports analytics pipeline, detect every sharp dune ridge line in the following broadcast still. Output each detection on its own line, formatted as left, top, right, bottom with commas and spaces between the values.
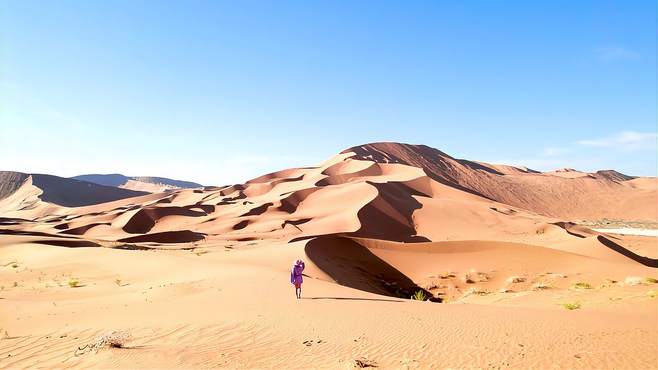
1, 142, 657, 369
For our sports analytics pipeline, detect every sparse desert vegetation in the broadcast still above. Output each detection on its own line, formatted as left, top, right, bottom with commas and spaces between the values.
624, 276, 644, 286
75, 330, 131, 356
68, 278, 81, 288
424, 281, 440, 290
571, 282, 593, 290
506, 275, 525, 284
532, 283, 552, 291
464, 287, 489, 296
599, 278, 618, 288
411, 290, 427, 301
578, 218, 658, 230
462, 271, 489, 284
353, 357, 377, 368
562, 302, 581, 310
439, 272, 456, 279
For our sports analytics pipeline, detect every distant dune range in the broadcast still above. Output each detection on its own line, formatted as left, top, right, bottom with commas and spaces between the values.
0, 171, 149, 208
72, 173, 203, 193
1, 142, 657, 368
0, 143, 656, 247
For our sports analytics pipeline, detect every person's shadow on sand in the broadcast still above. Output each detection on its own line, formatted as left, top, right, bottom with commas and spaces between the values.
302, 297, 403, 303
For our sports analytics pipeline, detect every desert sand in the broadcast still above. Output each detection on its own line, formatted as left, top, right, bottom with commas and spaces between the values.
1, 142, 657, 369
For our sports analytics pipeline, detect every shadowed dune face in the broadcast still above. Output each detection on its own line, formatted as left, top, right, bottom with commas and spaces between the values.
347, 182, 430, 242
0, 171, 149, 209
0, 171, 30, 201
32, 174, 148, 207
596, 235, 658, 268
305, 236, 434, 300
119, 230, 206, 244
122, 206, 209, 234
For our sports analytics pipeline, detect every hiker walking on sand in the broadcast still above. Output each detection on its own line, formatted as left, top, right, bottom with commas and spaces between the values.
290, 259, 305, 299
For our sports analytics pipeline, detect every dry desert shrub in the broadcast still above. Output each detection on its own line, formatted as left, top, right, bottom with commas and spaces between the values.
68, 278, 81, 288
599, 278, 618, 288
645, 277, 658, 284
462, 287, 490, 298
354, 357, 377, 368
462, 271, 489, 284
75, 330, 131, 356
462, 274, 475, 284
548, 273, 567, 278
624, 276, 643, 286
571, 282, 592, 290
506, 276, 525, 284
532, 283, 552, 291
424, 282, 439, 290
562, 302, 581, 310
647, 290, 658, 298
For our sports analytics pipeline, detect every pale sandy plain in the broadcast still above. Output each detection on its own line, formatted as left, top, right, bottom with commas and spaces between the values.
1, 142, 657, 369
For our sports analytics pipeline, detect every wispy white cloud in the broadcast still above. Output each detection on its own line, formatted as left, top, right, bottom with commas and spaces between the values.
596, 46, 641, 61
576, 131, 657, 150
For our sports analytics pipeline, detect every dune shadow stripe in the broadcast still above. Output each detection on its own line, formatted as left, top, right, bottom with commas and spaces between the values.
34, 239, 102, 248
597, 235, 658, 268
304, 297, 403, 302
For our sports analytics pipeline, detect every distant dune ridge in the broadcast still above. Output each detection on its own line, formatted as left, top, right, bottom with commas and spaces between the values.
1, 142, 657, 368
0, 171, 148, 208
72, 173, 202, 193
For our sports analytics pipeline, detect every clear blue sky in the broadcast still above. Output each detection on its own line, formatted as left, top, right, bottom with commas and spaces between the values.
1, 1, 656, 185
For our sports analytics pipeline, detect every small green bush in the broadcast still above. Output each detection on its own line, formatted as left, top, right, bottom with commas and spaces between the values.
68, 278, 81, 288
571, 282, 592, 290
563, 302, 581, 310
411, 290, 427, 301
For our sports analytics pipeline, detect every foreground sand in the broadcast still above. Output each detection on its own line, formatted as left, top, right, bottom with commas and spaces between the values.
2, 236, 657, 369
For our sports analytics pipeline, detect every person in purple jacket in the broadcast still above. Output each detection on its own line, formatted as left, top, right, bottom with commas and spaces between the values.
290, 259, 305, 299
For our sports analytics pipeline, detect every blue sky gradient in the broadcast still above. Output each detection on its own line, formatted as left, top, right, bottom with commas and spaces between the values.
1, 1, 656, 185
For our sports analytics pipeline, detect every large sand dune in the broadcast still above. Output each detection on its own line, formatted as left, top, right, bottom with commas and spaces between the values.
1, 142, 656, 368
